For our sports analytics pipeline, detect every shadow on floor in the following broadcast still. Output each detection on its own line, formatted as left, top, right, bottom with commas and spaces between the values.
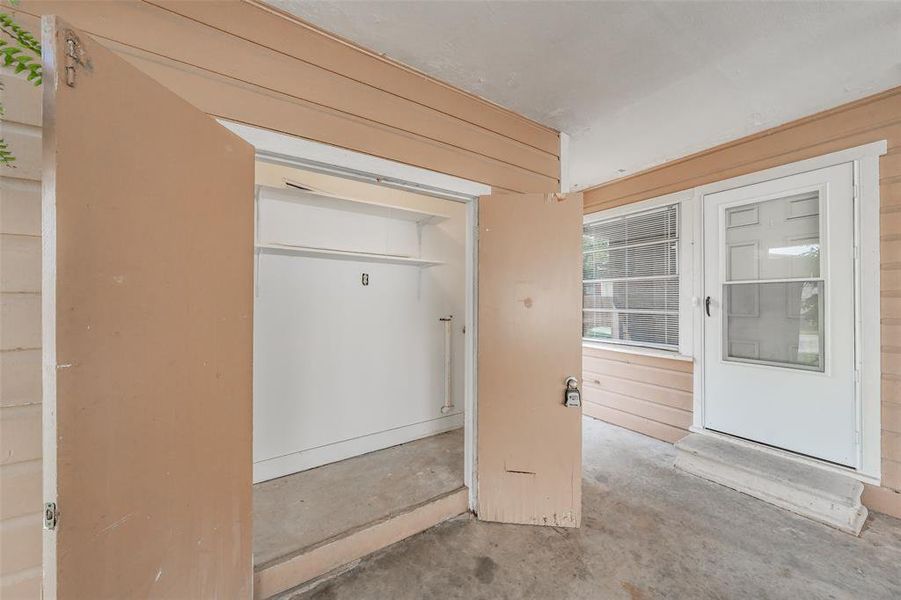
287, 417, 901, 600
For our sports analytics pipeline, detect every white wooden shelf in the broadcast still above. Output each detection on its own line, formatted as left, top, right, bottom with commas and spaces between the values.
256, 242, 445, 268
261, 182, 450, 225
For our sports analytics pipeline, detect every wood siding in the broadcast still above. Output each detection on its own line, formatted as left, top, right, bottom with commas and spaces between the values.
16, 1, 560, 193
582, 86, 901, 516
0, 4, 556, 596
582, 347, 693, 444
0, 72, 42, 599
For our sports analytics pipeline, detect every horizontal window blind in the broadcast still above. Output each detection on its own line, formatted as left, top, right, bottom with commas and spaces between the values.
583, 204, 679, 350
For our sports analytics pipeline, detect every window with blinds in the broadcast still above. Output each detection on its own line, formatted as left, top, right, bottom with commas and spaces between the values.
583, 204, 680, 350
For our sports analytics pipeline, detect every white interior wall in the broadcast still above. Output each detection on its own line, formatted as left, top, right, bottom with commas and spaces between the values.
253, 182, 466, 483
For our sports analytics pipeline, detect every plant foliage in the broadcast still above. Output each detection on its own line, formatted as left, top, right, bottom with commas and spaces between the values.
0, 5, 42, 166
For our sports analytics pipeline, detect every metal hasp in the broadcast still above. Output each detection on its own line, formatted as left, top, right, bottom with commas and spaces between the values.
43, 502, 58, 530
563, 376, 581, 407
64, 30, 86, 87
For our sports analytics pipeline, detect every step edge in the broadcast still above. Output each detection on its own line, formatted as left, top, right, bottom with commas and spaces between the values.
253, 487, 469, 599
675, 453, 867, 535
675, 436, 863, 503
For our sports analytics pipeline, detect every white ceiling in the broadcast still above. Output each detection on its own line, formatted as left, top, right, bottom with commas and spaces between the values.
267, 1, 901, 190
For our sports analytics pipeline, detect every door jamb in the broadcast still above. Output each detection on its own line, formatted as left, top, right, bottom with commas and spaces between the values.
690, 140, 887, 483
219, 120, 489, 511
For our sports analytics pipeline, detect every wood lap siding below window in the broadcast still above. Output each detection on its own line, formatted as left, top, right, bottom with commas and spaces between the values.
582, 85, 901, 518
582, 347, 693, 444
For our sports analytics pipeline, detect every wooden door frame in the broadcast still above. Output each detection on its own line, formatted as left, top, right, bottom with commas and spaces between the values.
690, 140, 886, 483
220, 121, 489, 511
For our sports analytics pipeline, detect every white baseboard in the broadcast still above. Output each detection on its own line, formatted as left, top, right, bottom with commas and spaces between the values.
253, 413, 464, 484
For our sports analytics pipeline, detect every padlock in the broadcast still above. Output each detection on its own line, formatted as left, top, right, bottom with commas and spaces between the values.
563, 376, 581, 407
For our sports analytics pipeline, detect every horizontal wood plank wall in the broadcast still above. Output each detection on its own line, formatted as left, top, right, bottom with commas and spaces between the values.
582, 347, 693, 444
0, 8, 552, 594
0, 72, 43, 600
16, 1, 559, 193
582, 86, 901, 516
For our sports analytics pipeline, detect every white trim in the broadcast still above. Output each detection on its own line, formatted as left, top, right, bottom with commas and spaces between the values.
41, 84, 60, 600
464, 197, 479, 511
680, 193, 698, 358
692, 140, 887, 198
582, 341, 693, 362
253, 414, 464, 483
583, 189, 696, 357
692, 140, 886, 481
559, 131, 572, 193
856, 154, 882, 478
691, 186, 706, 430
218, 119, 491, 199
583, 188, 692, 223
227, 121, 485, 510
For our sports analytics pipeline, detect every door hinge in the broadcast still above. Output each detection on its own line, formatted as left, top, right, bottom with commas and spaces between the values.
64, 30, 86, 88
43, 502, 58, 530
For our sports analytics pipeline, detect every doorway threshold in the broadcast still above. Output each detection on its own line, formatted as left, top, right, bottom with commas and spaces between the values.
255, 487, 467, 599
253, 429, 467, 599
674, 433, 867, 535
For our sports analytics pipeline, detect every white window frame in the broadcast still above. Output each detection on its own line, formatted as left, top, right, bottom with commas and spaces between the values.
582, 190, 696, 360
690, 140, 885, 483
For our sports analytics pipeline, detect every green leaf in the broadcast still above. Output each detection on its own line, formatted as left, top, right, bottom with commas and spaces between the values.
0, 135, 15, 166
0, 10, 42, 91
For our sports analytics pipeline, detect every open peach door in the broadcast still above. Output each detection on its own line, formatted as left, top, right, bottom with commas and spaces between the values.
477, 192, 583, 527
41, 17, 254, 598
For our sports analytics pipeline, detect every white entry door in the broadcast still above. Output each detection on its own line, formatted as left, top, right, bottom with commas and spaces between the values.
703, 163, 857, 466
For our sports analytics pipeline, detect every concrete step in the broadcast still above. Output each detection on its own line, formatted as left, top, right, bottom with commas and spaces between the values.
674, 433, 867, 535
255, 487, 469, 600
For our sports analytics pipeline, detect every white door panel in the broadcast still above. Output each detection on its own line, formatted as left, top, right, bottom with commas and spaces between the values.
703, 163, 856, 466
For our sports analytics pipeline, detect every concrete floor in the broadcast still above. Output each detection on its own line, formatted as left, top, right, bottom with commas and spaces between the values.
254, 429, 464, 567
289, 417, 901, 600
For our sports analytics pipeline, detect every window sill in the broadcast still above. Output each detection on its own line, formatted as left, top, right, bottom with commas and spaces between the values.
582, 341, 693, 363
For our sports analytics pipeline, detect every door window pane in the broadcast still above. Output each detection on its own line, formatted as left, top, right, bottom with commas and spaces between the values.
724, 191, 820, 281
724, 281, 824, 371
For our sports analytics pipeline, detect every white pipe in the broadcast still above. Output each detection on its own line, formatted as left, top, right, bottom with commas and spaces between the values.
440, 316, 453, 414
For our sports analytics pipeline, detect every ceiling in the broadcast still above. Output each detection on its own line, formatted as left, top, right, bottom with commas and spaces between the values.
266, 1, 901, 190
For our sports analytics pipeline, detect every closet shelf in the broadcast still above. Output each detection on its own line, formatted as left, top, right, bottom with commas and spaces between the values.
256, 242, 445, 268
262, 182, 450, 225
